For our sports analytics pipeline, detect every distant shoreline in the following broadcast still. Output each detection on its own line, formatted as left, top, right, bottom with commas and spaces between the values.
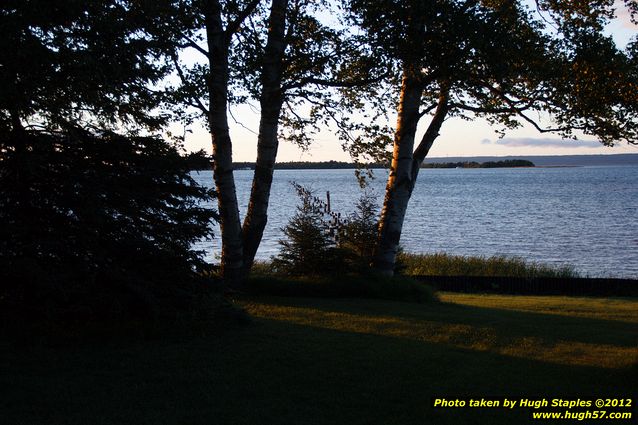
534, 165, 582, 168
187, 153, 638, 170
195, 159, 534, 171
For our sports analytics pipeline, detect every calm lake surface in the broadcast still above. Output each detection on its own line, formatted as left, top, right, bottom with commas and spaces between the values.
192, 166, 638, 278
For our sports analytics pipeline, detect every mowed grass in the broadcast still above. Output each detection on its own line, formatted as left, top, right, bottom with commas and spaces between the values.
2, 293, 636, 425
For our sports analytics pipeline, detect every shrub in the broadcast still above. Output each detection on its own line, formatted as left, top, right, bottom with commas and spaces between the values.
0, 129, 219, 321
337, 193, 379, 271
271, 184, 337, 275
265, 185, 439, 303
272, 184, 408, 277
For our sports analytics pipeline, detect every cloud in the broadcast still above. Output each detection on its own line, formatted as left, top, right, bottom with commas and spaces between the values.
486, 137, 603, 149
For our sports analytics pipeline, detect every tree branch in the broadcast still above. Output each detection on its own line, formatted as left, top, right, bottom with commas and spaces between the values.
283, 76, 381, 91
515, 110, 583, 134
418, 102, 439, 117
479, 81, 581, 134
413, 86, 450, 164
298, 92, 360, 145
179, 35, 209, 58
449, 102, 521, 114
229, 106, 258, 135
170, 55, 209, 115
225, 0, 262, 41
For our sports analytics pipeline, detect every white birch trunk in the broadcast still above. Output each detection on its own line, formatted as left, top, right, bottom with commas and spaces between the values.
205, 0, 244, 286
242, 0, 288, 274
373, 78, 450, 276
373, 69, 423, 275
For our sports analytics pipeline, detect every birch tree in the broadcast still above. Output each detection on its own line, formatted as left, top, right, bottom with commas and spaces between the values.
344, 0, 638, 275
169, 0, 372, 284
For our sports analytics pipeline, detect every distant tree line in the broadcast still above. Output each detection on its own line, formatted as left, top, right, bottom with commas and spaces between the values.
186, 152, 533, 171
186, 151, 387, 170
421, 159, 535, 169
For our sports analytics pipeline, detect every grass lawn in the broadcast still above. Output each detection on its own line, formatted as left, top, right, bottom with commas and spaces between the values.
2, 293, 636, 425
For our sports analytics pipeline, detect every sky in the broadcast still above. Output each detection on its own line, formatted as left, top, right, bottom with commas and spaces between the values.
179, 1, 638, 161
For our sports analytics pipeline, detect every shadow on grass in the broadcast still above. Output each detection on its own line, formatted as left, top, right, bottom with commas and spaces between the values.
243, 296, 638, 349
1, 312, 635, 425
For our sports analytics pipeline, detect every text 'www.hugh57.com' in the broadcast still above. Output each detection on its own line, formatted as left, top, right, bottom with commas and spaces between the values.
432, 397, 633, 421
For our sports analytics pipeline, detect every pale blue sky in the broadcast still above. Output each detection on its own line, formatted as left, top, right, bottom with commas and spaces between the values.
179, 1, 638, 161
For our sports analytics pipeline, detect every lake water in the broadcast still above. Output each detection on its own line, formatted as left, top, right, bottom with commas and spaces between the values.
192, 166, 638, 278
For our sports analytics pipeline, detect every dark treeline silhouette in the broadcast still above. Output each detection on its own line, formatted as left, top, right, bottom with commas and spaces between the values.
422, 159, 535, 169
237, 161, 388, 170
186, 155, 533, 171
185, 151, 387, 170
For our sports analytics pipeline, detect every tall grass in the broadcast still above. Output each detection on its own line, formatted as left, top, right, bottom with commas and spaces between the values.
398, 252, 579, 278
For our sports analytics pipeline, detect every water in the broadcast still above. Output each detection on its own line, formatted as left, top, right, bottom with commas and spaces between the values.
192, 166, 638, 278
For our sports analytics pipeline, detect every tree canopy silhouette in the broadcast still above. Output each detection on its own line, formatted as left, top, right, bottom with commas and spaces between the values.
341, 0, 638, 275
0, 1, 218, 320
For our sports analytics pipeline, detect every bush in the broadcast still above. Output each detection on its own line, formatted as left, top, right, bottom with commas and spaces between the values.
272, 184, 342, 276
263, 185, 439, 303
273, 183, 389, 276
337, 193, 379, 271
0, 129, 219, 321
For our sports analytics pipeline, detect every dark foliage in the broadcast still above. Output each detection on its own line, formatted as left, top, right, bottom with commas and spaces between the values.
0, 0, 178, 133
272, 185, 337, 276
337, 193, 379, 270
0, 129, 218, 321
273, 183, 393, 277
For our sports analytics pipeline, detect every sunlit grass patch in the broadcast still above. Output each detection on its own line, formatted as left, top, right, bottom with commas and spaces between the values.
439, 292, 638, 323
243, 294, 638, 369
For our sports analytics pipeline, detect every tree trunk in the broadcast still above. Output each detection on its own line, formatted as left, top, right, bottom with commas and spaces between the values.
242, 0, 288, 274
373, 68, 423, 275
204, 0, 244, 286
373, 77, 450, 276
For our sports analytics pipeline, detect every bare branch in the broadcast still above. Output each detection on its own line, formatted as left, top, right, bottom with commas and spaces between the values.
225, 0, 262, 41
515, 110, 582, 134
229, 106, 258, 135
476, 81, 580, 134
180, 35, 209, 58
449, 102, 521, 114
284, 99, 308, 123
418, 102, 439, 117
170, 55, 209, 115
